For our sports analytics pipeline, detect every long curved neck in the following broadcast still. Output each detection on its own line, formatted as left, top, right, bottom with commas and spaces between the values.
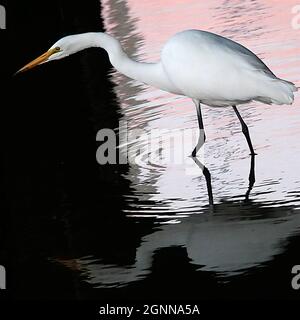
78, 32, 174, 92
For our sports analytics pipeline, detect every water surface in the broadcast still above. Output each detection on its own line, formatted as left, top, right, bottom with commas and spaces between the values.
56, 0, 300, 296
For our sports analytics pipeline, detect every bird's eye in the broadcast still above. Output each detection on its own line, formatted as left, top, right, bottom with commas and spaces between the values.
55, 47, 61, 52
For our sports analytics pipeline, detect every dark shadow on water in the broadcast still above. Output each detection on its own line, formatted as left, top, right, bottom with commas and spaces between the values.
3, 0, 155, 299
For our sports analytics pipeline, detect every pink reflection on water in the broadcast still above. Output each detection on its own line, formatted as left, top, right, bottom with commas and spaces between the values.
103, 0, 299, 102
125, 0, 300, 77
101, 0, 300, 214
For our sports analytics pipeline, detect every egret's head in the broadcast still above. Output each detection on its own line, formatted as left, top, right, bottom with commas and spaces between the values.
16, 34, 87, 74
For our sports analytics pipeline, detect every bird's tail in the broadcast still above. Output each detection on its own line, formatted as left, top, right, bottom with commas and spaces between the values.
255, 78, 298, 105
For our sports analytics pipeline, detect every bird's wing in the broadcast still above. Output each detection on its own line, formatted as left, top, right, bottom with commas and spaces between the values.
203, 30, 276, 77
161, 30, 279, 105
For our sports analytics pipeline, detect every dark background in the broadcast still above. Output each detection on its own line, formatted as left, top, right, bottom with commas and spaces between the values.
0, 0, 299, 314
1, 0, 132, 299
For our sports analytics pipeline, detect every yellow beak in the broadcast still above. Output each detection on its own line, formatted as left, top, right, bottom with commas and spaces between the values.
15, 48, 58, 75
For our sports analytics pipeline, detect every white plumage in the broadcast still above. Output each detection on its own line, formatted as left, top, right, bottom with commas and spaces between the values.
160, 30, 296, 106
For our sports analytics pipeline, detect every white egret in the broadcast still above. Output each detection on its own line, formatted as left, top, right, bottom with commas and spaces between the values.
17, 30, 297, 156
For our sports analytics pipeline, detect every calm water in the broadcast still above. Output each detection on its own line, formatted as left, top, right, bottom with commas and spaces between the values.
52, 0, 300, 295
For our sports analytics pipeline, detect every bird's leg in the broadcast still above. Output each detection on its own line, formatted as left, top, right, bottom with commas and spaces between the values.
232, 105, 256, 156
192, 101, 206, 157
245, 154, 256, 202
192, 157, 214, 207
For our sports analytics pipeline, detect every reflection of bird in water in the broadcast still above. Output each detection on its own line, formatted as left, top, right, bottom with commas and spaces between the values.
192, 153, 256, 206
55, 203, 300, 288
17, 30, 297, 156
245, 154, 256, 202
191, 157, 214, 206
